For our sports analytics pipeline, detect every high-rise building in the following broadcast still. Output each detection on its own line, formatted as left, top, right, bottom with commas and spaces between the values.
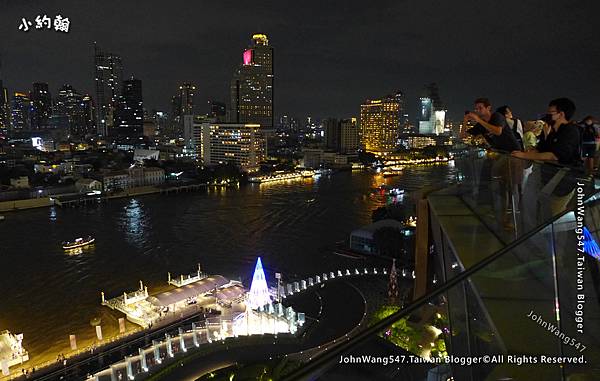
339, 118, 359, 154
0, 57, 9, 130
324, 118, 339, 150
114, 77, 143, 138
10, 92, 32, 131
184, 118, 265, 171
0, 84, 8, 130
30, 82, 52, 130
418, 97, 434, 134
82, 95, 96, 135
54, 84, 87, 136
170, 83, 196, 138
230, 33, 274, 131
94, 43, 123, 136
208, 100, 226, 121
179, 83, 194, 116
360, 92, 402, 154
419, 83, 446, 135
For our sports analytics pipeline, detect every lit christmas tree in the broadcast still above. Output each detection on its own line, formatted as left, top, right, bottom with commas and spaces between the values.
388, 258, 399, 304
247, 257, 271, 309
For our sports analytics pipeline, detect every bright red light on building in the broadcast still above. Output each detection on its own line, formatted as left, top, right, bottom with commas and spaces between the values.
243, 49, 253, 65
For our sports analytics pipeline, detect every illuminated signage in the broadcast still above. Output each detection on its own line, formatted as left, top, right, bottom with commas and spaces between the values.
243, 49, 253, 65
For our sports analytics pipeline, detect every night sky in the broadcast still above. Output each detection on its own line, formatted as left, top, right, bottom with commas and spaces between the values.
1, 0, 599, 122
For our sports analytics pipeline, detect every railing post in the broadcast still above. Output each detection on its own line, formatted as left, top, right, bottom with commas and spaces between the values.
110, 365, 117, 381
414, 198, 429, 299
126, 356, 134, 380
166, 334, 173, 357
152, 339, 161, 364
192, 322, 199, 347
179, 327, 187, 352
139, 347, 147, 371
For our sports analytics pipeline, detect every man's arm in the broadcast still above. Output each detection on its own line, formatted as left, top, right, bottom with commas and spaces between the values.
466, 113, 503, 136
512, 150, 558, 161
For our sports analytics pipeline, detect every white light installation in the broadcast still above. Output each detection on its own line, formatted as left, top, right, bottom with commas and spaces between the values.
247, 257, 271, 309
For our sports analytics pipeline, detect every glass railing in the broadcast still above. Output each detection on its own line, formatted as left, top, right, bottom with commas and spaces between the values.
280, 175, 600, 380
450, 149, 595, 244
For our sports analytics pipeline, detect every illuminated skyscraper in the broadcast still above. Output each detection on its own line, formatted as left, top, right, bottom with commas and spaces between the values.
114, 77, 143, 138
94, 43, 123, 136
0, 57, 9, 130
360, 92, 403, 154
30, 82, 52, 130
0, 85, 8, 130
54, 84, 89, 136
184, 119, 265, 171
230, 34, 274, 131
170, 83, 195, 138
339, 118, 359, 154
10, 92, 32, 131
82, 95, 96, 136
419, 83, 446, 135
418, 97, 434, 134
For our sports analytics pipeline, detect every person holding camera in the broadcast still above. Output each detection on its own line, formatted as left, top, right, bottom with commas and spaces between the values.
464, 98, 522, 153
464, 98, 522, 230
512, 98, 583, 219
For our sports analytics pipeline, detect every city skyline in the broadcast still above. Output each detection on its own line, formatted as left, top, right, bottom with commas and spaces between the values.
1, 0, 599, 122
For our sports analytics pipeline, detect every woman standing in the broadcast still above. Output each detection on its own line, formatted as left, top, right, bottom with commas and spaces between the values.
580, 116, 598, 174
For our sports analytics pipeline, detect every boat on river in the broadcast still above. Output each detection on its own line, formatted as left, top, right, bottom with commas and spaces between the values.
62, 236, 95, 250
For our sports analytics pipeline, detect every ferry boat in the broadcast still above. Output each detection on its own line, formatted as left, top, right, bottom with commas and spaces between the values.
301, 170, 315, 178
62, 236, 95, 250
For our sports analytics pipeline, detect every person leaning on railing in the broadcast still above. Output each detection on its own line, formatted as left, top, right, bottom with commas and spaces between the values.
464, 98, 523, 229
522, 120, 545, 151
511, 98, 584, 217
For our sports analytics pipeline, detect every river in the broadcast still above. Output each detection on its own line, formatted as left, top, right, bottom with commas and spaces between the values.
0, 164, 455, 366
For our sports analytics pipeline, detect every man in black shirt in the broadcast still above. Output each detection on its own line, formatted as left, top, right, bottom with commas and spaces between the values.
464, 98, 522, 230
512, 98, 584, 218
465, 98, 521, 152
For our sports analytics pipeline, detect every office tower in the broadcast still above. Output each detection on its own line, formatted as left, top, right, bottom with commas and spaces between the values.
208, 100, 226, 121
114, 77, 143, 138
230, 33, 274, 131
54, 84, 87, 136
0, 57, 9, 129
184, 118, 265, 171
324, 118, 339, 150
418, 97, 434, 134
170, 83, 196, 138
150, 110, 168, 136
10, 92, 32, 131
360, 92, 402, 154
94, 43, 123, 136
30, 82, 52, 130
339, 118, 359, 154
179, 83, 194, 116
0, 85, 8, 130
419, 83, 446, 135
82, 95, 96, 135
